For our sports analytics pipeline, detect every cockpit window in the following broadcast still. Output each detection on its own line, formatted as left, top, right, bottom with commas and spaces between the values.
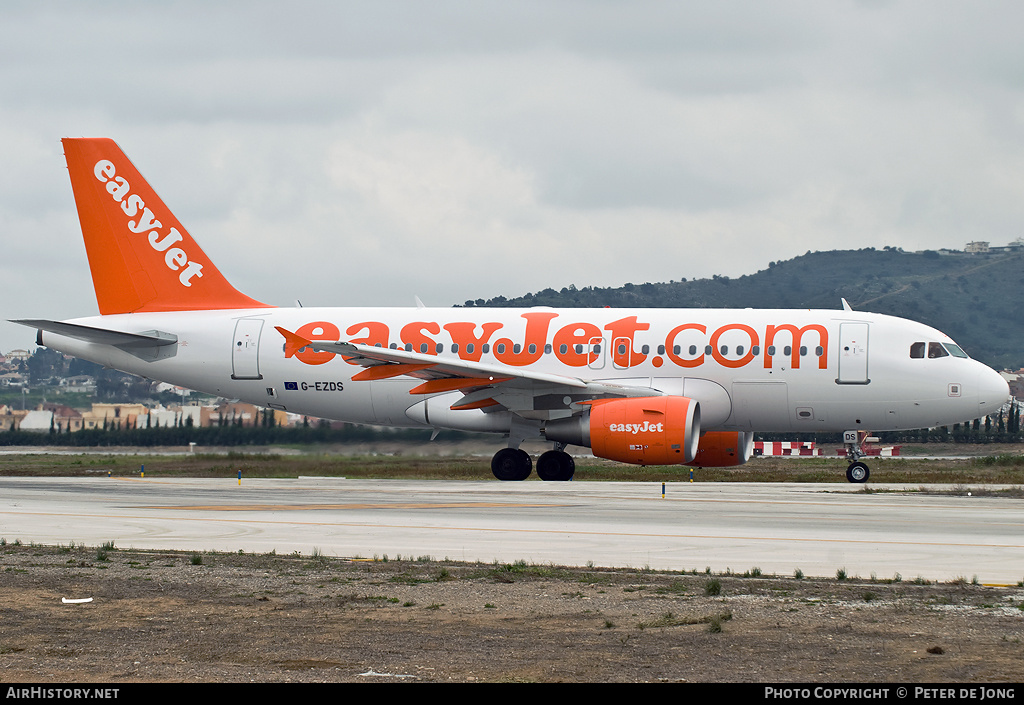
912, 341, 969, 359
943, 343, 969, 358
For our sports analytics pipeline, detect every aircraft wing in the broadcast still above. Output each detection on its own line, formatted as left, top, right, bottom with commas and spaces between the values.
275, 326, 662, 415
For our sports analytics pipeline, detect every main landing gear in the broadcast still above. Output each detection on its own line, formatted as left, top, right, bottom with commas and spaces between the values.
490, 446, 575, 481
490, 448, 532, 481
536, 449, 576, 481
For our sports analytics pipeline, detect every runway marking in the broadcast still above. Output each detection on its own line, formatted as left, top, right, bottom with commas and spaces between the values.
131, 502, 566, 511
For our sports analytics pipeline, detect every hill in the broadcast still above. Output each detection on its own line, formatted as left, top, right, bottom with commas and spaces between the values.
462, 248, 1024, 370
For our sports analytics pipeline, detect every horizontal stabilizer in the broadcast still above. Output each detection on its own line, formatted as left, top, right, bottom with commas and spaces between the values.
11, 319, 178, 362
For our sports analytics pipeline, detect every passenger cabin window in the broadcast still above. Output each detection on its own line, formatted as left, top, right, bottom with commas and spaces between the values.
910, 342, 925, 358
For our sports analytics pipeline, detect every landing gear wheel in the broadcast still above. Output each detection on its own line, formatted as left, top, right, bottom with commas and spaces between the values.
846, 461, 870, 483
536, 450, 575, 481
491, 448, 532, 481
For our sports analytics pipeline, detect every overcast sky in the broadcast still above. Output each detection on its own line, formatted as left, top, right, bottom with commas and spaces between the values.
3, 1, 1024, 353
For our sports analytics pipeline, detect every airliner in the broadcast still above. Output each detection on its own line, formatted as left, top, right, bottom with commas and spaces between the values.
13, 139, 1010, 482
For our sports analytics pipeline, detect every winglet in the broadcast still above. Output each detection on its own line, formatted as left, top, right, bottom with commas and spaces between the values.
62, 138, 271, 314
275, 326, 313, 358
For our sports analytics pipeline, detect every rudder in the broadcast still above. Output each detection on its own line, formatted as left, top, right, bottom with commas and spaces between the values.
62, 138, 270, 314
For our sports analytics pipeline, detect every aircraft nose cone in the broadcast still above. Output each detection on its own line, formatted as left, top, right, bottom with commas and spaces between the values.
977, 366, 1010, 417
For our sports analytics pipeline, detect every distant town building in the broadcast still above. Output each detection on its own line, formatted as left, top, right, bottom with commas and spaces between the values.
0, 406, 29, 431
80, 403, 148, 430
990, 238, 1024, 254
19, 410, 54, 433
965, 241, 990, 253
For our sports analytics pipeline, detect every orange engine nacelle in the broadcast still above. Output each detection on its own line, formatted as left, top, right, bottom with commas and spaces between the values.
543, 396, 700, 465
685, 431, 754, 468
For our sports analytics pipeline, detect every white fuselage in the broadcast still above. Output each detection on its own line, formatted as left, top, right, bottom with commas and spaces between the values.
40, 306, 1009, 435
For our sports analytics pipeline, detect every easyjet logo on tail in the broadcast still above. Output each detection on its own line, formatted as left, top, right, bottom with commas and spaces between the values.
92, 160, 204, 287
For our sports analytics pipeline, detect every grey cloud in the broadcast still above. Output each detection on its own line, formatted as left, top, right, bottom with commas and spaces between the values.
3, 1, 1024, 353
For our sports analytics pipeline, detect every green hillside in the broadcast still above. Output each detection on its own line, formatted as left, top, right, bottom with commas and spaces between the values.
463, 248, 1024, 370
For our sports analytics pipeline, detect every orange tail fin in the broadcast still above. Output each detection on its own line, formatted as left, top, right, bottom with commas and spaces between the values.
62, 138, 271, 314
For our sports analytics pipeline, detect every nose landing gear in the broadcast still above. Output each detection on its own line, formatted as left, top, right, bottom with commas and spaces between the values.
843, 430, 871, 483
846, 461, 870, 483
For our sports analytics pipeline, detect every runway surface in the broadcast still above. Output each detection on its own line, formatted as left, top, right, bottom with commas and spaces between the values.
2, 476, 1022, 584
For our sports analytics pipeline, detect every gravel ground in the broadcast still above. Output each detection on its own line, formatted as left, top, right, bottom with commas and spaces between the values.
1, 544, 1023, 683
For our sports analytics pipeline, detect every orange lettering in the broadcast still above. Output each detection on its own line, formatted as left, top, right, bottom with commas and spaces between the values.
553, 321, 601, 367
494, 312, 558, 366
710, 324, 758, 368
400, 321, 441, 355
665, 323, 706, 368
294, 321, 340, 366
604, 316, 650, 367
764, 324, 828, 369
443, 321, 503, 361
346, 321, 390, 347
